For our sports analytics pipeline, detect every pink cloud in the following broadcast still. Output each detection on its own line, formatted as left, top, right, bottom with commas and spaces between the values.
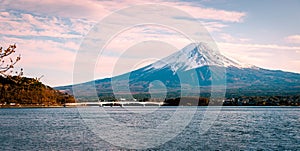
0, 11, 93, 38
1, 0, 245, 22
219, 42, 300, 51
218, 33, 251, 43
0, 1, 244, 41
0, 11, 10, 17
0, 0, 110, 20
217, 42, 300, 73
168, 2, 246, 22
99, 26, 191, 55
1, 37, 77, 86
0, 0, 249, 86
284, 35, 300, 44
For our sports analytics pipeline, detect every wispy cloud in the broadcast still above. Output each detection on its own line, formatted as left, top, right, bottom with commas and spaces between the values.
1, 0, 298, 86
218, 33, 251, 43
0, 0, 246, 22
218, 42, 300, 73
0, 11, 94, 38
219, 42, 300, 51
169, 2, 246, 22
1, 37, 77, 85
201, 22, 228, 32
0, 0, 110, 20
284, 35, 300, 44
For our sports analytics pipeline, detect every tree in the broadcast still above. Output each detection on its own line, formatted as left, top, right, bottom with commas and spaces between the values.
0, 44, 22, 77
0, 44, 76, 106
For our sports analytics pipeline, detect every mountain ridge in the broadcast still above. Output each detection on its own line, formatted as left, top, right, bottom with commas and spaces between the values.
56, 43, 300, 100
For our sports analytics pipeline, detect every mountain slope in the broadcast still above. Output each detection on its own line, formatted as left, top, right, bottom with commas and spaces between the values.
56, 43, 300, 99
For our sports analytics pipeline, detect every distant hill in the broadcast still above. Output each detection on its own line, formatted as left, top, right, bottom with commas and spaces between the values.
0, 76, 75, 107
56, 43, 300, 101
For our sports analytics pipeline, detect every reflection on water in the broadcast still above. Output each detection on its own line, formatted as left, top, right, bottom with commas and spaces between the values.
0, 107, 299, 150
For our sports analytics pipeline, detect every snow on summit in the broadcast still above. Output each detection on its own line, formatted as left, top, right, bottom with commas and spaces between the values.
147, 43, 254, 73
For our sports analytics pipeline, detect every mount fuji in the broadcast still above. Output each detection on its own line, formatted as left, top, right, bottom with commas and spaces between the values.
56, 43, 300, 99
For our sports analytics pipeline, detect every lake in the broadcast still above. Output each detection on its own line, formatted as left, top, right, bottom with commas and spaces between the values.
0, 107, 299, 150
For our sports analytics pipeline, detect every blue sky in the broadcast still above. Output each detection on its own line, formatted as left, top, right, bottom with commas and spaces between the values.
204, 0, 300, 44
0, 0, 299, 86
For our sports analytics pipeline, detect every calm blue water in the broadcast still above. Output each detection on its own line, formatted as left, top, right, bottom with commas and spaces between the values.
0, 107, 299, 150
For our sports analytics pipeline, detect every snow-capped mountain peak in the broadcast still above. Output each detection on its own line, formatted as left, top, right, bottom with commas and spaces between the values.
147, 43, 252, 73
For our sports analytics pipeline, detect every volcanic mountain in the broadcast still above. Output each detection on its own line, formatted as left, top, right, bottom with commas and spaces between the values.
56, 43, 300, 100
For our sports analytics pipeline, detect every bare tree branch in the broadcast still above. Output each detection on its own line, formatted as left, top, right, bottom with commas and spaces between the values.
0, 44, 22, 77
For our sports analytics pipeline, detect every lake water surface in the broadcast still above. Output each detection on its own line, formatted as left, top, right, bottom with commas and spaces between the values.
0, 107, 299, 150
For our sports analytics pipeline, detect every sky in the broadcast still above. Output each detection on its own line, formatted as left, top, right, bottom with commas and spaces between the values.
0, 0, 299, 86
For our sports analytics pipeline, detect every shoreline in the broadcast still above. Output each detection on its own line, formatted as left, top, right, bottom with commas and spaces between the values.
1, 105, 299, 109
0, 105, 71, 109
